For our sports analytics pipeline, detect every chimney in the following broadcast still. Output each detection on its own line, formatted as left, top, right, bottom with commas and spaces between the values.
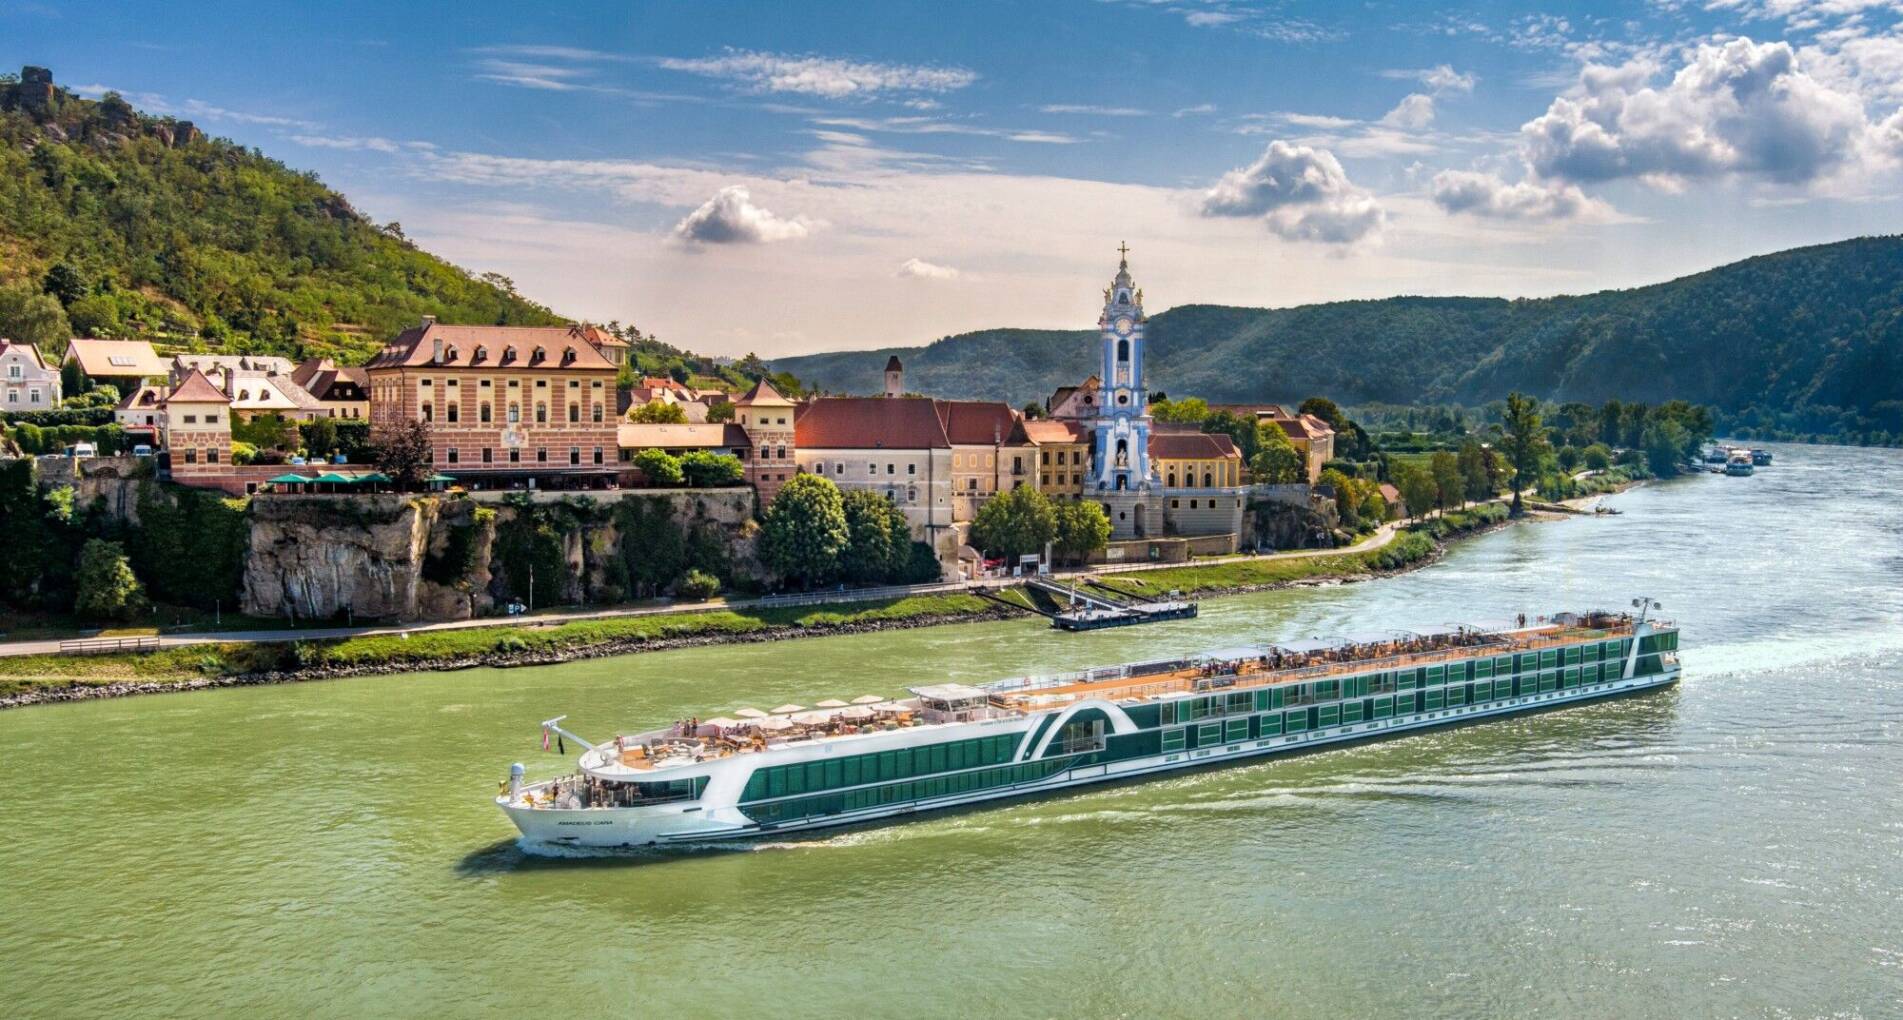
420, 314, 437, 327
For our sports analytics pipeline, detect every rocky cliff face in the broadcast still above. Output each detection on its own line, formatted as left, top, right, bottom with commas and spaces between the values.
240, 489, 757, 622
241, 495, 491, 621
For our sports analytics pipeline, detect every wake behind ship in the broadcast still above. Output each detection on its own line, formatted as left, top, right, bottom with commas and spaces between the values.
498, 601, 1679, 849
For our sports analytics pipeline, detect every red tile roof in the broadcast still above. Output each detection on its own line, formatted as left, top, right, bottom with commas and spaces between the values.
794, 397, 951, 449
1148, 431, 1237, 460
733, 378, 793, 406
937, 400, 1025, 446
364, 322, 616, 372
1022, 419, 1088, 444
162, 368, 231, 405
617, 422, 750, 449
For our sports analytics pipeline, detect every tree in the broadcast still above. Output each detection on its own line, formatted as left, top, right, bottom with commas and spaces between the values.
1556, 445, 1582, 472
0, 282, 71, 350
1456, 439, 1494, 502
1319, 467, 1363, 530
1394, 463, 1438, 519
1582, 443, 1613, 471
760, 474, 849, 587
841, 489, 906, 583
969, 485, 1058, 560
1643, 419, 1689, 476
74, 539, 146, 621
628, 400, 688, 424
1250, 422, 1304, 484
676, 568, 720, 601
1429, 450, 1463, 512
633, 448, 684, 486
41, 262, 89, 306
1053, 499, 1111, 565
679, 450, 743, 486
1150, 396, 1209, 424
1297, 396, 1345, 431
705, 401, 735, 423
1201, 408, 1259, 462
233, 412, 298, 451
369, 419, 434, 490
300, 417, 339, 459
1021, 402, 1045, 420
1501, 392, 1549, 515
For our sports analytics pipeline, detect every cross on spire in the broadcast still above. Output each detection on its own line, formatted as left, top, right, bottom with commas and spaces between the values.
1117, 240, 1130, 264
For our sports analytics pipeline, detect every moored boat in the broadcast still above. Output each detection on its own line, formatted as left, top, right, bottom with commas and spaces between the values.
497, 600, 1681, 850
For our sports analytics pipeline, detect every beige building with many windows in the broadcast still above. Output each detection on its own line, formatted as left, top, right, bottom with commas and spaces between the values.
793, 396, 956, 550
1023, 418, 1089, 499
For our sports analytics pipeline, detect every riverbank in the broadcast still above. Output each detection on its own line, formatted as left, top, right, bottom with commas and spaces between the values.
0, 500, 1538, 708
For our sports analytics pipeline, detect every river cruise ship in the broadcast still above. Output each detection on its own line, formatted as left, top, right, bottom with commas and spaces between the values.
497, 601, 1680, 849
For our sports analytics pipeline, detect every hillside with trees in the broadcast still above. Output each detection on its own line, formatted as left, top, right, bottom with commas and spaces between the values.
773, 237, 1903, 445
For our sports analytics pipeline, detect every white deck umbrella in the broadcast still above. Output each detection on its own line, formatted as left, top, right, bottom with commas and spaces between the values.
759, 716, 795, 731
851, 695, 885, 705
734, 708, 769, 719
791, 711, 832, 725
841, 705, 875, 721
697, 717, 739, 736
770, 704, 805, 715
814, 699, 850, 709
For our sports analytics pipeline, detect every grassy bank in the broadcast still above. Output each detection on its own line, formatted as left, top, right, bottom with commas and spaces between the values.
0, 593, 998, 697
0, 503, 1521, 703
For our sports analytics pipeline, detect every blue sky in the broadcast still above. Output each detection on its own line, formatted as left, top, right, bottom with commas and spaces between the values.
8, 0, 1903, 356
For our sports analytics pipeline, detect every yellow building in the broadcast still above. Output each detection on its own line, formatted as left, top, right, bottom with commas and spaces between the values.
1024, 418, 1089, 498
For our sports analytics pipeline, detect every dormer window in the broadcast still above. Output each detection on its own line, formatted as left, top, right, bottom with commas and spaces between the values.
560, 347, 576, 366
530, 346, 546, 365
472, 345, 488, 364
442, 345, 459, 363
500, 347, 516, 365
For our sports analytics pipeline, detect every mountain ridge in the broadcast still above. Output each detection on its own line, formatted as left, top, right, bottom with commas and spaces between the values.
771, 237, 1903, 441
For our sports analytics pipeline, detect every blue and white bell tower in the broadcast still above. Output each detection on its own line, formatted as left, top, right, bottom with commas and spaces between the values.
1092, 243, 1162, 538
1094, 242, 1153, 492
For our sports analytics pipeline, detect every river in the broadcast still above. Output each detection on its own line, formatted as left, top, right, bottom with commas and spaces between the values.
3, 442, 1900, 1018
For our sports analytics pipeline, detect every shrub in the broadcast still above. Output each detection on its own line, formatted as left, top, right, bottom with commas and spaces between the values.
633, 448, 684, 486
229, 440, 259, 465
74, 539, 147, 620
679, 450, 743, 486
676, 568, 720, 601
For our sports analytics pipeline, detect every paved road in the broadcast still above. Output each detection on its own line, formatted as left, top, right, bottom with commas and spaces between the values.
0, 519, 1410, 659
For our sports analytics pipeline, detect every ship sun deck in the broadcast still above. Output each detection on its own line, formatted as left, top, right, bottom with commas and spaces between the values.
994, 616, 1647, 711
574, 612, 1656, 778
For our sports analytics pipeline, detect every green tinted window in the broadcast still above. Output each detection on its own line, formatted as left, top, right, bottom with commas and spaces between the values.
1161, 728, 1186, 752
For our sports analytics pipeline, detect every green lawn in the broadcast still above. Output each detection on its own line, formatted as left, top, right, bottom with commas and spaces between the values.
0, 593, 1000, 696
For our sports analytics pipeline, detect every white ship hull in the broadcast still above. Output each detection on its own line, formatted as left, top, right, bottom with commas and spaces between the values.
502, 665, 1679, 851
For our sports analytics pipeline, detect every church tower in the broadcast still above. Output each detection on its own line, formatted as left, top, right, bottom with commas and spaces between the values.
1091, 243, 1161, 538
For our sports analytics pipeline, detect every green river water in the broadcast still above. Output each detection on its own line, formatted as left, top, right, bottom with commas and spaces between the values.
3, 443, 1901, 1018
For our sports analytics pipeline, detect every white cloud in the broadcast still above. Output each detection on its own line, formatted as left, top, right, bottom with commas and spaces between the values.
814, 115, 1081, 144
1380, 64, 1477, 94
671, 185, 814, 244
1198, 140, 1388, 244
896, 257, 961, 279
1429, 170, 1610, 220
1173, 103, 1218, 117
658, 49, 977, 98
1039, 104, 1149, 116
291, 134, 404, 153
1381, 94, 1437, 129
1522, 38, 1870, 187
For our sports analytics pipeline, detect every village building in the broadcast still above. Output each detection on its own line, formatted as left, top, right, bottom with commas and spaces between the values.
790, 395, 956, 550
364, 318, 619, 488
291, 357, 370, 420
157, 368, 233, 487
615, 422, 750, 484
1211, 402, 1338, 483
942, 399, 1031, 521
62, 338, 169, 390
1024, 418, 1089, 499
731, 379, 796, 505
1, 339, 60, 411
115, 384, 164, 438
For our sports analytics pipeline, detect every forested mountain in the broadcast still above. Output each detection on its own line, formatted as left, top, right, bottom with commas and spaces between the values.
0, 67, 562, 364
774, 237, 1903, 443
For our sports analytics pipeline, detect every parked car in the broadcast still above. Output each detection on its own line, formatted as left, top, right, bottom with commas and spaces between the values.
131, 444, 154, 458
67, 442, 97, 459
289, 454, 307, 465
